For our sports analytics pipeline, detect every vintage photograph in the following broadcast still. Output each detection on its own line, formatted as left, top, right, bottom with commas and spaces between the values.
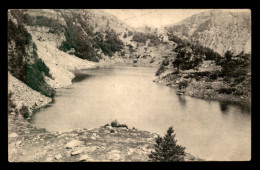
8, 9, 251, 162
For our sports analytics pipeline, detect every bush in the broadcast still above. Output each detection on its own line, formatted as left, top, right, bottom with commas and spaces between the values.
209, 73, 218, 80
217, 88, 236, 94
178, 80, 189, 92
110, 120, 128, 129
26, 64, 56, 98
148, 127, 185, 162
8, 92, 17, 113
233, 91, 244, 96
234, 76, 246, 84
19, 105, 30, 118
155, 64, 166, 76
111, 120, 118, 127
104, 123, 109, 127
223, 77, 231, 83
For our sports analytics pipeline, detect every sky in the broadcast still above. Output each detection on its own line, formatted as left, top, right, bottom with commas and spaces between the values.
103, 9, 250, 28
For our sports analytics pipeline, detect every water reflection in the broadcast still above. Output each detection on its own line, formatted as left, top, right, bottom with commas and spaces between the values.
219, 102, 229, 114
219, 101, 251, 114
72, 73, 91, 82
177, 95, 186, 107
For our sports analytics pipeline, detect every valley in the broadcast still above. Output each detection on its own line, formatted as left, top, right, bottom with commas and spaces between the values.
8, 9, 251, 162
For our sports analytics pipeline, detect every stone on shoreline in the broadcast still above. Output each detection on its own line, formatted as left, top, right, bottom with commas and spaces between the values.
54, 154, 62, 160
45, 157, 53, 162
9, 133, 18, 138
71, 148, 84, 156
79, 155, 93, 162
65, 140, 83, 149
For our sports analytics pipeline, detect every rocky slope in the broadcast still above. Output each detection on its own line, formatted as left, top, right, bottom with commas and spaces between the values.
26, 26, 96, 88
8, 115, 202, 162
8, 72, 52, 115
165, 10, 251, 55
154, 60, 251, 109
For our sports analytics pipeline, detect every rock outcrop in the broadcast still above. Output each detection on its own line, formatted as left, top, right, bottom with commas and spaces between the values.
8, 117, 202, 162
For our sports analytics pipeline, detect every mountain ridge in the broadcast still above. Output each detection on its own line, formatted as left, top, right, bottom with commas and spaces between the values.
165, 10, 251, 55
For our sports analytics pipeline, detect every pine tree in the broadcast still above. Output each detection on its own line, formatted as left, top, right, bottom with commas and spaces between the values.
148, 126, 185, 162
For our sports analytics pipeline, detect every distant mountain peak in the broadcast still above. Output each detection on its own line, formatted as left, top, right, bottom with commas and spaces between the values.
166, 10, 251, 55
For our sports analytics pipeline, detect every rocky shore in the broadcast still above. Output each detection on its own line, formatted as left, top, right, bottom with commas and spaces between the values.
154, 70, 251, 111
8, 113, 202, 162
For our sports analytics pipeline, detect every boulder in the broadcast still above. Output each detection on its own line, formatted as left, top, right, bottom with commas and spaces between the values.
54, 154, 62, 160
105, 125, 113, 130
79, 155, 93, 162
71, 148, 84, 156
90, 136, 96, 140
9, 133, 18, 138
15, 140, 23, 147
65, 140, 83, 149
107, 150, 121, 161
45, 157, 53, 162
89, 146, 98, 152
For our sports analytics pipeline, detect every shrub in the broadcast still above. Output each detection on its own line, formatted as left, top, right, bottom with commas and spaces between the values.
234, 76, 246, 84
128, 31, 133, 36
117, 124, 128, 129
205, 85, 213, 89
223, 77, 231, 83
104, 123, 109, 127
111, 120, 119, 127
178, 80, 189, 92
162, 59, 169, 66
123, 33, 127, 38
19, 105, 30, 118
209, 73, 218, 80
155, 64, 166, 76
110, 120, 128, 129
233, 91, 244, 96
217, 88, 236, 94
8, 92, 17, 113
148, 126, 185, 162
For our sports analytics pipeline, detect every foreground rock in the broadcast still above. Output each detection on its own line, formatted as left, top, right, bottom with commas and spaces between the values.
8, 115, 202, 162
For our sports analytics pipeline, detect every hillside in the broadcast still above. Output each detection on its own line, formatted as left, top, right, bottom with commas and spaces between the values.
165, 10, 251, 55
154, 39, 251, 108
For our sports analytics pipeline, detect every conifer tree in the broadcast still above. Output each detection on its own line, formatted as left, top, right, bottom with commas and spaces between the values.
149, 126, 185, 162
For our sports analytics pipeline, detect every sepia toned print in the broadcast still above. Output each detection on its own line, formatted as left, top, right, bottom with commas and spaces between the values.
8, 9, 251, 162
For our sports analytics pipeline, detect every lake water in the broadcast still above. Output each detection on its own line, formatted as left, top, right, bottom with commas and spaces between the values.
30, 66, 251, 161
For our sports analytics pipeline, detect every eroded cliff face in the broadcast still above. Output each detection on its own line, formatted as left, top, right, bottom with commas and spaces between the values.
166, 10, 251, 56
8, 9, 97, 115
